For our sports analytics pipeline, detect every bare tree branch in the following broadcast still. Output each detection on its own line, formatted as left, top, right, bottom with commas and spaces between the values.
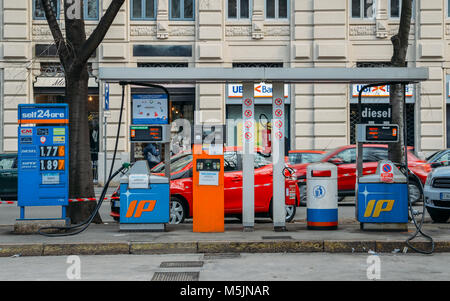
40, 0, 70, 66
78, 0, 125, 64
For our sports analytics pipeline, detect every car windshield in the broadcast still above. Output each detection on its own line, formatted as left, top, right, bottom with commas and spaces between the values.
0, 156, 15, 170
426, 150, 445, 162
288, 152, 324, 164
150, 153, 193, 174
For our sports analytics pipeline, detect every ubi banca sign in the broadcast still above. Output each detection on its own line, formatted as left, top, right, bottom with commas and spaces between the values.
352, 84, 414, 98
228, 83, 289, 98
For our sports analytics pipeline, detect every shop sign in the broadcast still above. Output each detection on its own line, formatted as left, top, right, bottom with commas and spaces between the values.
228, 83, 289, 98
352, 84, 414, 98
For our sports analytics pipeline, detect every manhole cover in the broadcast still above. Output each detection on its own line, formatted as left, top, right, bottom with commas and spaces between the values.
203, 253, 241, 260
151, 272, 199, 281
160, 261, 204, 268
261, 236, 292, 240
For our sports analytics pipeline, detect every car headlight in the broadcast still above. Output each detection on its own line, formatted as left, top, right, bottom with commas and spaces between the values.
425, 173, 432, 186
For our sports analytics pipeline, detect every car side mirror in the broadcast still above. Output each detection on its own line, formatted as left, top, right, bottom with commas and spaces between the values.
329, 157, 344, 165
431, 162, 443, 168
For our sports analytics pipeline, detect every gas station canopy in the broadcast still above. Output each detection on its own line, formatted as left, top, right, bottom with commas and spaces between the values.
98, 67, 428, 84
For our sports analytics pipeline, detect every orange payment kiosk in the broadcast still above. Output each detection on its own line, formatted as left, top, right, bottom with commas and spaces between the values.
192, 125, 225, 233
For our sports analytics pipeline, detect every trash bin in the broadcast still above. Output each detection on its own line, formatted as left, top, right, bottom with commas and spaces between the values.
306, 162, 338, 230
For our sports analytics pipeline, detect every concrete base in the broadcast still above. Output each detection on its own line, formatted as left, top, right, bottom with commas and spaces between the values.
274, 226, 288, 232
243, 226, 254, 232
119, 223, 166, 232
14, 219, 69, 234
360, 223, 408, 232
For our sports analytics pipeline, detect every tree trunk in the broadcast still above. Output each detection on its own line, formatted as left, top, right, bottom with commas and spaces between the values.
65, 65, 102, 224
41, 0, 125, 224
388, 0, 412, 165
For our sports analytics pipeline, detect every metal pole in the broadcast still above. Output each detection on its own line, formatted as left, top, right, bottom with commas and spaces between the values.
272, 82, 286, 231
104, 113, 107, 186
242, 82, 255, 230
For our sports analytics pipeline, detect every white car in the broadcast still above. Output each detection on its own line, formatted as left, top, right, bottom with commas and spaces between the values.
424, 166, 450, 223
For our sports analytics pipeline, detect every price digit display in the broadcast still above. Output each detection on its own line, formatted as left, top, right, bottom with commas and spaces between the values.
40, 159, 65, 171
40, 146, 65, 157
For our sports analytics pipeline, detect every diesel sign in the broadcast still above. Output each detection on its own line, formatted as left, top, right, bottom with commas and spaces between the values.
360, 104, 392, 124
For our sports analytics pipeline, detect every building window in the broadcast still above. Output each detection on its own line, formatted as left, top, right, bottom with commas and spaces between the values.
351, 0, 375, 19
266, 0, 288, 19
33, 0, 59, 20
232, 62, 283, 68
170, 0, 194, 20
131, 0, 156, 20
84, 0, 99, 20
390, 0, 414, 19
33, 0, 98, 20
228, 0, 250, 19
448, 0, 450, 18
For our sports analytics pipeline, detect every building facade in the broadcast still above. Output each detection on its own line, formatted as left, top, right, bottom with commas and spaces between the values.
1, 0, 449, 184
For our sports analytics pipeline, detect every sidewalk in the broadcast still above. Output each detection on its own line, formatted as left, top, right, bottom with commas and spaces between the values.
0, 218, 447, 257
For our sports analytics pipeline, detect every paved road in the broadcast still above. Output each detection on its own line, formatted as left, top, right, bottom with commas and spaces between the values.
0, 252, 448, 281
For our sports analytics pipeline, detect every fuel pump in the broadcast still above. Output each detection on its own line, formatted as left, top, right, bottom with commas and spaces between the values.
355, 83, 434, 254
39, 82, 172, 235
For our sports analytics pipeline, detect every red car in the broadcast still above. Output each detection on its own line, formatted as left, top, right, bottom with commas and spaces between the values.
110, 147, 300, 224
287, 150, 326, 165
292, 145, 431, 205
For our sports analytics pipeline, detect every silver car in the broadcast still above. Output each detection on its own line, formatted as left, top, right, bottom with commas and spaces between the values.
424, 166, 450, 223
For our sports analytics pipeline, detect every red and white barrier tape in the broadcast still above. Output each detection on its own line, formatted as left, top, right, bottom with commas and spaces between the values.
0, 201, 15, 205
0, 196, 119, 205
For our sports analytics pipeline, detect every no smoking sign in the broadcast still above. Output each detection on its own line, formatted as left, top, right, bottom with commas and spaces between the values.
275, 109, 283, 117
275, 98, 283, 106
244, 110, 253, 118
244, 98, 253, 107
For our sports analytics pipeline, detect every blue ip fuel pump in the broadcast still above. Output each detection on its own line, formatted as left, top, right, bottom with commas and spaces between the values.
355, 83, 434, 254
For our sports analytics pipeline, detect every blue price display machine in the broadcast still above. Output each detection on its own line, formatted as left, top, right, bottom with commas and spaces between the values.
17, 104, 69, 224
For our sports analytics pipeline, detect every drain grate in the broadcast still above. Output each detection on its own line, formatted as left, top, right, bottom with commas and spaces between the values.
159, 261, 204, 268
262, 236, 292, 240
151, 272, 200, 281
203, 253, 241, 260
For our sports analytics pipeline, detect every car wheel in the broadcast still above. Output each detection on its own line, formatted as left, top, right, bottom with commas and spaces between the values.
426, 206, 450, 223
408, 180, 423, 205
299, 184, 307, 207
169, 197, 187, 224
285, 204, 297, 223
269, 201, 297, 223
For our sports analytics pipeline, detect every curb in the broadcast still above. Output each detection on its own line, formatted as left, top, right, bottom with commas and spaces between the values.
0, 240, 444, 257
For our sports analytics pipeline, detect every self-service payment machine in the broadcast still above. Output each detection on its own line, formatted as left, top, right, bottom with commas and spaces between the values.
192, 124, 225, 233
17, 104, 69, 223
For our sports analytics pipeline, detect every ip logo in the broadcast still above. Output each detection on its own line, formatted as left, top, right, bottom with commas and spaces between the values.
313, 185, 326, 199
